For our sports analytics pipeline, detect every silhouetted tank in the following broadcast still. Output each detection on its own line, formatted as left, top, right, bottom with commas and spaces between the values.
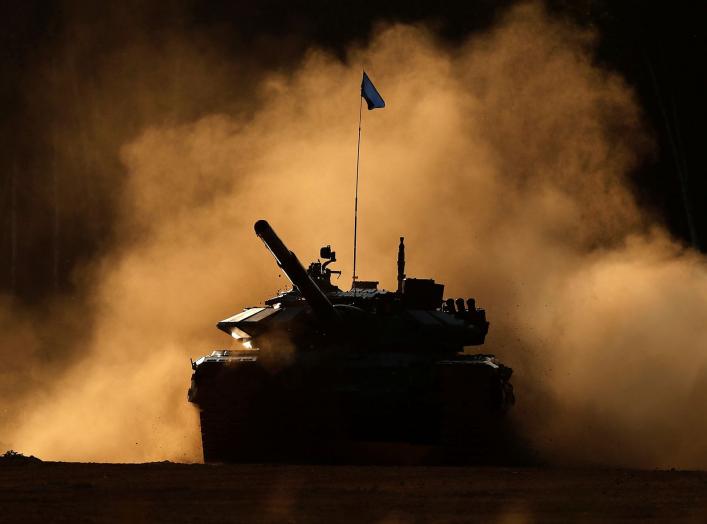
188, 220, 515, 463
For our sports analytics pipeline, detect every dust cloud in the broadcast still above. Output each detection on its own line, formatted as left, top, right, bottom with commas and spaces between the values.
3, 2, 707, 467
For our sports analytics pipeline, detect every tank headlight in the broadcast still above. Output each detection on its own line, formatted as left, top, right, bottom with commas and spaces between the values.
230, 327, 250, 340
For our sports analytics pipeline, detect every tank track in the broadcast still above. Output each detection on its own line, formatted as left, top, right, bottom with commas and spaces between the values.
195, 361, 516, 464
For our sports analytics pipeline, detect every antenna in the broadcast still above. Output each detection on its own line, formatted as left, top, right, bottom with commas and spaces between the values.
397, 237, 405, 293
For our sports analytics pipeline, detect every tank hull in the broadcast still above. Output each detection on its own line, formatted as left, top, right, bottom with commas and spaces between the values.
189, 350, 515, 464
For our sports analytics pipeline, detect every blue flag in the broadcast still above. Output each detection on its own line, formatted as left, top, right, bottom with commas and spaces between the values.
361, 72, 385, 110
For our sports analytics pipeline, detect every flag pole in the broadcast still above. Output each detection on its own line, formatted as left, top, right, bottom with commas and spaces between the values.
352, 80, 363, 290
10, 163, 17, 297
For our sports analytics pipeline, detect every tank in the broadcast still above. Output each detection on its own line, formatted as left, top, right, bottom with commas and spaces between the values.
188, 220, 515, 463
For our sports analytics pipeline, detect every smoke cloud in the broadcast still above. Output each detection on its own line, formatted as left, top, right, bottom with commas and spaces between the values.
2, 2, 707, 467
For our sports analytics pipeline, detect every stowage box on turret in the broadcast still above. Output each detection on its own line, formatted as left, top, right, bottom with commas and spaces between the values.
188, 220, 515, 463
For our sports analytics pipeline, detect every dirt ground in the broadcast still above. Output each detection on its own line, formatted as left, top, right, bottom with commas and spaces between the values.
2, 461, 707, 523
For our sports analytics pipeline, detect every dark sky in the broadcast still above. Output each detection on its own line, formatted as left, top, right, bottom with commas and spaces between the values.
0, 0, 705, 303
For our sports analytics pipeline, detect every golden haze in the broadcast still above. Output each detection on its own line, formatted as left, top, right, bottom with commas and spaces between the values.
2, 3, 706, 467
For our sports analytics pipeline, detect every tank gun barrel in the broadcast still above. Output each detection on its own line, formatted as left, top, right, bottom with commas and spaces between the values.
254, 220, 340, 328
